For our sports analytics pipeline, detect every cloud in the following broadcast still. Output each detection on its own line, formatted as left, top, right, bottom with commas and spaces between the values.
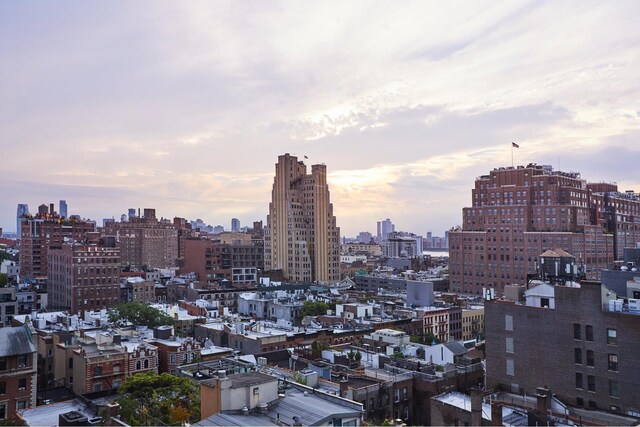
1, 1, 640, 236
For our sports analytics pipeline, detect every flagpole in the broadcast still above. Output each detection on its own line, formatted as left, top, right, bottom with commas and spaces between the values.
511, 143, 514, 167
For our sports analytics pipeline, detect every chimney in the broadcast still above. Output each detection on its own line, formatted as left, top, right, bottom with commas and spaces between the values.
339, 377, 349, 398
536, 387, 550, 414
105, 402, 120, 423
470, 387, 483, 427
491, 402, 503, 426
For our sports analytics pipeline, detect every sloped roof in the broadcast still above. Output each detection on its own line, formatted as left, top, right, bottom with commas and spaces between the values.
0, 326, 37, 357
443, 341, 468, 356
540, 248, 575, 258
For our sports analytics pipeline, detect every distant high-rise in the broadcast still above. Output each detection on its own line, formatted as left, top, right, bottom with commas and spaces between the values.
16, 204, 29, 238
102, 208, 179, 269
376, 218, 395, 240
448, 164, 640, 296
128, 208, 136, 221
59, 200, 68, 218
20, 213, 96, 279
265, 153, 341, 283
231, 218, 240, 232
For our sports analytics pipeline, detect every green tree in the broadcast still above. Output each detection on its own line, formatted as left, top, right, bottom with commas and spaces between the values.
117, 372, 200, 426
299, 300, 329, 317
0, 273, 8, 287
108, 302, 173, 328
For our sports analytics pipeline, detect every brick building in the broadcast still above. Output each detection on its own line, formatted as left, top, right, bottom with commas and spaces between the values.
486, 280, 640, 415
182, 238, 231, 282
0, 327, 37, 421
103, 208, 178, 269
150, 337, 201, 375
72, 342, 127, 396
47, 243, 121, 313
20, 214, 95, 280
449, 164, 630, 296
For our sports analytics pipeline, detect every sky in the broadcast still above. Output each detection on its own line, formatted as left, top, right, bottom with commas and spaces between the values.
1, 1, 640, 237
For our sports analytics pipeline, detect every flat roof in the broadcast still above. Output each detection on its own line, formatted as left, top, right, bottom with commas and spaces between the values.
18, 400, 93, 427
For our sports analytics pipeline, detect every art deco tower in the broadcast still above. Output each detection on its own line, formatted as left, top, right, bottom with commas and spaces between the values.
265, 154, 341, 283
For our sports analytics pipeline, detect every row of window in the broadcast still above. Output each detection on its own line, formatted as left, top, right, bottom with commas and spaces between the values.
574, 349, 618, 371
0, 378, 28, 394
575, 373, 619, 397
574, 324, 617, 344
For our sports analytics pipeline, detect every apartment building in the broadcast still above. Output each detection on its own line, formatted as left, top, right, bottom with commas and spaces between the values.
449, 164, 627, 295
265, 154, 341, 283
0, 327, 37, 420
47, 243, 121, 313
486, 280, 640, 415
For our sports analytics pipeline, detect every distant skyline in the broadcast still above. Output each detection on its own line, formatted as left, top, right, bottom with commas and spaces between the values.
2, 1, 640, 236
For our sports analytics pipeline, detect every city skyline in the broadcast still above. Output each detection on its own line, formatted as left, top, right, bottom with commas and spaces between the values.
2, 1, 640, 236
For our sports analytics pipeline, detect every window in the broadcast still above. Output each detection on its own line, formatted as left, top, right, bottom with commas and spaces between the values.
506, 359, 514, 376
506, 337, 514, 353
607, 328, 617, 345
505, 315, 513, 331
16, 400, 26, 410
394, 389, 400, 402
403, 386, 408, 400
609, 381, 619, 398
587, 375, 595, 392
18, 355, 27, 368
574, 348, 582, 364
18, 378, 26, 391
0, 403, 5, 420
586, 350, 594, 367
608, 354, 618, 372
94, 366, 102, 376
144, 359, 149, 369
68, 358, 73, 369
575, 372, 583, 389
136, 361, 141, 370
0, 382, 5, 394
170, 354, 176, 363
586, 325, 593, 341
93, 383, 102, 392
573, 323, 581, 340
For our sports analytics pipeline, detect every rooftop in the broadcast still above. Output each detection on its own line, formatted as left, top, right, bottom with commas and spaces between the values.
0, 326, 37, 357
196, 381, 362, 426
17, 400, 94, 427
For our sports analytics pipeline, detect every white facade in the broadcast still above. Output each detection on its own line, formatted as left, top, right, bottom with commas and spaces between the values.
422, 343, 456, 365
524, 283, 556, 309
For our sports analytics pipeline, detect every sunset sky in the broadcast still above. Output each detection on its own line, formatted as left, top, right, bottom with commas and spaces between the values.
2, 1, 639, 236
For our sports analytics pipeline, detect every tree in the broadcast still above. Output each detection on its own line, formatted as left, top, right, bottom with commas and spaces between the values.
117, 372, 200, 426
299, 300, 329, 317
0, 273, 8, 287
108, 302, 173, 328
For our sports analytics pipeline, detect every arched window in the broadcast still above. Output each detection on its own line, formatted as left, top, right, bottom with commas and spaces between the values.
144, 359, 149, 369
136, 360, 141, 370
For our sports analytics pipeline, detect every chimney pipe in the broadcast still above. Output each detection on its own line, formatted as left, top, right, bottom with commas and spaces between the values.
470, 387, 483, 427
491, 402, 503, 426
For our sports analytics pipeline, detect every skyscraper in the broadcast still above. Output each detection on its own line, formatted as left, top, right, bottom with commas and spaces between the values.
16, 204, 29, 238
447, 164, 640, 296
376, 218, 395, 240
231, 218, 240, 232
59, 200, 68, 218
265, 153, 341, 283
